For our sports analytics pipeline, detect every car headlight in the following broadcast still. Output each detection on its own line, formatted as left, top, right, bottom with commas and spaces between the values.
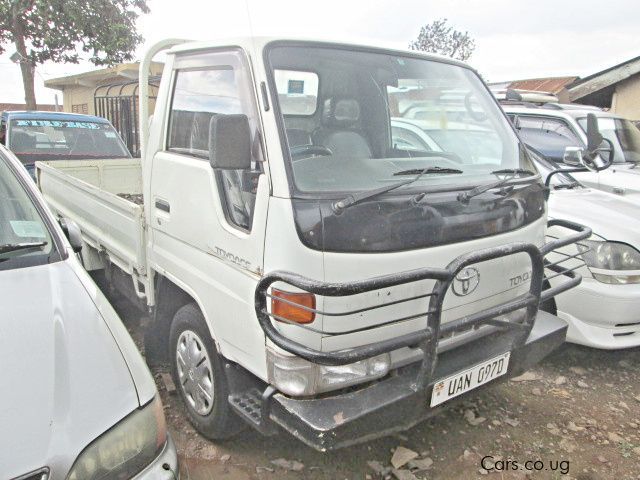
578, 240, 640, 284
267, 348, 391, 396
67, 396, 167, 480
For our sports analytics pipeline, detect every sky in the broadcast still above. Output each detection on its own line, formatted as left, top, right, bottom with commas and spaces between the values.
1, 0, 640, 105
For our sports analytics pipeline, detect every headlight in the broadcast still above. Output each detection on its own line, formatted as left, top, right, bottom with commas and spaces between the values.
267, 348, 390, 396
578, 240, 640, 284
67, 396, 167, 480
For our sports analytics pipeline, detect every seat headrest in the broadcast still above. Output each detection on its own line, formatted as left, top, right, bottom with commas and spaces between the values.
11, 131, 35, 149
322, 98, 361, 128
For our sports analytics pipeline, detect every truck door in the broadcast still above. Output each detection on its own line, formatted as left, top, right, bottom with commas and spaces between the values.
149, 49, 269, 372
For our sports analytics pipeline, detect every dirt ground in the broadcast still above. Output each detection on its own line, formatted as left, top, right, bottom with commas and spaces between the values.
108, 290, 640, 480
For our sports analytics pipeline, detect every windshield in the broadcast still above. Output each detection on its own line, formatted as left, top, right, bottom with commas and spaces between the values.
577, 116, 640, 164
268, 44, 533, 194
8, 119, 130, 164
0, 152, 54, 270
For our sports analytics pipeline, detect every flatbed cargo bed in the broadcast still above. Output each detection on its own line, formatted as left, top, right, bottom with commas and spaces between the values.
36, 158, 147, 288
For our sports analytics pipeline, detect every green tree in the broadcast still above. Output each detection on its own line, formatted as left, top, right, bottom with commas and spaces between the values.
0, 0, 149, 110
409, 18, 476, 62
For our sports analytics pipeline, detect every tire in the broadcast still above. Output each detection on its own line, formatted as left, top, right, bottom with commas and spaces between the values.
169, 303, 243, 440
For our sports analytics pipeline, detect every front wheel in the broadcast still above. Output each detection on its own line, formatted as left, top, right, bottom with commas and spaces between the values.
169, 303, 243, 440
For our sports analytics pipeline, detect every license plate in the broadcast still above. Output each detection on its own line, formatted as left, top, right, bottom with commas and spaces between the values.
430, 352, 511, 407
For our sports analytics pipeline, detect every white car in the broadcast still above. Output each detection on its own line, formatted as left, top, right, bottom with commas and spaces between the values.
0, 144, 178, 479
502, 104, 640, 200
391, 118, 640, 349
532, 151, 640, 349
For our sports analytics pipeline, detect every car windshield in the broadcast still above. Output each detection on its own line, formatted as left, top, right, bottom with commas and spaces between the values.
0, 151, 54, 270
577, 116, 640, 164
268, 44, 533, 194
8, 118, 130, 164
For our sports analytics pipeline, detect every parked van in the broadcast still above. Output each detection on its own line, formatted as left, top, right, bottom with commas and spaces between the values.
36, 37, 591, 451
0, 110, 131, 177
502, 103, 640, 200
0, 144, 177, 479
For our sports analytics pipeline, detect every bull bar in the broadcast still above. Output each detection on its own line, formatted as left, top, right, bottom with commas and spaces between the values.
255, 220, 589, 374
241, 219, 590, 449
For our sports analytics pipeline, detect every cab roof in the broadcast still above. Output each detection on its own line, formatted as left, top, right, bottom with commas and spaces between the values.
166, 36, 472, 70
1, 110, 110, 124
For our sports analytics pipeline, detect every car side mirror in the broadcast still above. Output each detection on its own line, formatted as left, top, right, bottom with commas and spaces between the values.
582, 112, 613, 171
586, 113, 603, 154
208, 114, 252, 170
563, 146, 583, 167
59, 217, 82, 253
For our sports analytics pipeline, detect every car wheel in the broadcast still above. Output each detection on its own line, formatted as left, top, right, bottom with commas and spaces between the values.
169, 303, 243, 440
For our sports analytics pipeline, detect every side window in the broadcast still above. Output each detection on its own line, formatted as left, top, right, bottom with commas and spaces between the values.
517, 116, 581, 162
167, 51, 263, 231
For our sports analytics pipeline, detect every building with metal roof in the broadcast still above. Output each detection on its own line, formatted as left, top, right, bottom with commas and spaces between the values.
568, 56, 640, 121
43, 62, 164, 156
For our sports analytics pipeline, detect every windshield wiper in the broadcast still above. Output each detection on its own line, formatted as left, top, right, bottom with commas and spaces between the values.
333, 167, 463, 213
0, 241, 47, 256
394, 167, 463, 176
457, 168, 536, 204
490, 168, 536, 175
553, 182, 581, 190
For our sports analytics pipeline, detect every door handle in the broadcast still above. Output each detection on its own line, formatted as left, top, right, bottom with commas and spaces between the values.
155, 199, 171, 213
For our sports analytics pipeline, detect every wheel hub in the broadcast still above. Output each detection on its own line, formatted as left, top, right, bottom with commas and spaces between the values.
176, 330, 215, 416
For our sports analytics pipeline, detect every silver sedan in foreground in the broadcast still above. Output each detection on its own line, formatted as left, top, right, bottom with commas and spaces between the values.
0, 144, 178, 479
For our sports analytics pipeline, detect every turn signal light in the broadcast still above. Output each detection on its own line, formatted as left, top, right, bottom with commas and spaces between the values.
271, 289, 316, 324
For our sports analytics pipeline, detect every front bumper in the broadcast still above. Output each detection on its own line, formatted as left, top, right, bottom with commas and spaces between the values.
561, 311, 640, 349
245, 219, 589, 449
552, 276, 640, 349
133, 434, 179, 479
268, 310, 565, 451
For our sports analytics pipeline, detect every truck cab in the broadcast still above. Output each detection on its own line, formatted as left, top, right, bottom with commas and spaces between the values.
37, 37, 590, 451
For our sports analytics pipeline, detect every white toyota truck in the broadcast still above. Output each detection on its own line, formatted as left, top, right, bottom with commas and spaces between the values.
36, 37, 592, 451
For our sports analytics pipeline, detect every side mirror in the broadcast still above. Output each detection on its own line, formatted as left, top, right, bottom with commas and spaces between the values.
583, 112, 613, 171
563, 146, 583, 166
586, 113, 603, 154
59, 218, 83, 253
208, 114, 252, 170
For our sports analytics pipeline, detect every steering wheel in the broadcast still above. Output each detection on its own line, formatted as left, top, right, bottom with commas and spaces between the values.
291, 144, 333, 160
464, 92, 488, 123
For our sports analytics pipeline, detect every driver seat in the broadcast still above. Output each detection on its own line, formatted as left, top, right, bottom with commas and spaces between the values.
70, 131, 96, 155
313, 98, 372, 159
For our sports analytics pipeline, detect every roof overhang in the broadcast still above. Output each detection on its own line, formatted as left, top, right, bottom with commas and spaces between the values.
44, 62, 162, 90
568, 57, 640, 100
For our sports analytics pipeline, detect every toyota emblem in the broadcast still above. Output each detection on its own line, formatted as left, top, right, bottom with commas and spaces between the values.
452, 267, 480, 296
